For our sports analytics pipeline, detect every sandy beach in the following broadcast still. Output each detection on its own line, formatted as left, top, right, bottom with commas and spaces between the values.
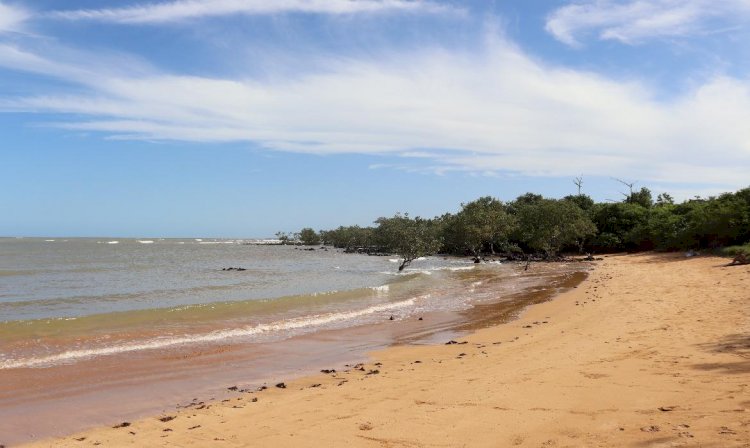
21, 253, 750, 447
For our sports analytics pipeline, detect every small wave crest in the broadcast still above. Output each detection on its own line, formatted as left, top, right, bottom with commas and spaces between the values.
0, 298, 416, 370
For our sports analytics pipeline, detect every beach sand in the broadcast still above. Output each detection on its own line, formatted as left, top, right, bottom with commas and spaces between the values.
21, 253, 750, 447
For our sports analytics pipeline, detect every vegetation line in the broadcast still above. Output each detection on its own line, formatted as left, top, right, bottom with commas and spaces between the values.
279, 182, 750, 268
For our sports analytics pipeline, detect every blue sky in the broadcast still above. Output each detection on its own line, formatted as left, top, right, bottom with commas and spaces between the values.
1, 0, 749, 237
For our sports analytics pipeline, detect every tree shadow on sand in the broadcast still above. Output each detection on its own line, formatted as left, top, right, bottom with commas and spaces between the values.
693, 333, 750, 374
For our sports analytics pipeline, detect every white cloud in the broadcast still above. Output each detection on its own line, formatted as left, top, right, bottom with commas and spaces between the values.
49, 0, 452, 24
0, 2, 30, 33
546, 0, 750, 46
1, 35, 749, 189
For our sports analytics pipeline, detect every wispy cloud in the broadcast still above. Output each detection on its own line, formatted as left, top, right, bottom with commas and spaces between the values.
1, 33, 749, 189
0, 2, 30, 33
546, 0, 750, 46
48, 0, 452, 24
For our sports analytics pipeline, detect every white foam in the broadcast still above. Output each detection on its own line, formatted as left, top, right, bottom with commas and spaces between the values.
370, 285, 390, 297
106, 241, 119, 245
0, 298, 416, 370
44, 239, 55, 242
388, 258, 400, 263
137, 240, 154, 244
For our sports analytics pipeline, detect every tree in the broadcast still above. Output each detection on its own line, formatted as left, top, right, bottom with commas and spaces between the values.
563, 194, 595, 211
656, 193, 674, 206
275, 231, 291, 245
298, 228, 320, 246
573, 175, 584, 196
627, 187, 653, 208
374, 213, 442, 271
516, 199, 597, 257
589, 202, 649, 251
453, 196, 516, 256
320, 225, 375, 251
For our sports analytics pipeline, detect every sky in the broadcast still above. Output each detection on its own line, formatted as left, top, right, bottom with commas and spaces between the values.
1, 0, 749, 238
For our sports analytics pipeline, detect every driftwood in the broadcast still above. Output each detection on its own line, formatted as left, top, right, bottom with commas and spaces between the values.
729, 253, 749, 266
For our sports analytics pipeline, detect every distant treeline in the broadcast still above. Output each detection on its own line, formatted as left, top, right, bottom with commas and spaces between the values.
279, 185, 750, 271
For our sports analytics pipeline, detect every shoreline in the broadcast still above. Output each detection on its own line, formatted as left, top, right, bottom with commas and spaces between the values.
1, 261, 587, 446
18, 253, 750, 447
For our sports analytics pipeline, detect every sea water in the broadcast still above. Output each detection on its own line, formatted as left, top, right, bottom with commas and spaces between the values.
0, 237, 534, 369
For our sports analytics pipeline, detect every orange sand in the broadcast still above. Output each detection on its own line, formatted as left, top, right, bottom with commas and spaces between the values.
23, 253, 750, 447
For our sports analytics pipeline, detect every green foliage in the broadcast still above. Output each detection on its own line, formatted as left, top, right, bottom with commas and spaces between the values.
656, 193, 674, 206
507, 193, 544, 214
590, 202, 650, 251
374, 213, 442, 271
298, 228, 320, 246
563, 194, 595, 211
319, 226, 374, 250
515, 199, 597, 257
626, 187, 653, 208
314, 185, 750, 259
718, 244, 750, 257
275, 231, 291, 245
450, 197, 516, 256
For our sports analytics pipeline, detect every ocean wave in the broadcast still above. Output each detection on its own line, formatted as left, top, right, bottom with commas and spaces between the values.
137, 240, 154, 244
0, 298, 417, 370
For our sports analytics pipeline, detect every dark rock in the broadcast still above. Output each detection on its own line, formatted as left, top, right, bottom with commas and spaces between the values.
275, 382, 286, 389
227, 386, 238, 391
389, 315, 394, 320
418, 317, 423, 321
321, 369, 336, 374
251, 397, 258, 402
113, 422, 131, 429
158, 416, 176, 422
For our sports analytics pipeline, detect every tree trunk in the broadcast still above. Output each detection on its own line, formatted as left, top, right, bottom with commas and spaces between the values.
398, 259, 412, 271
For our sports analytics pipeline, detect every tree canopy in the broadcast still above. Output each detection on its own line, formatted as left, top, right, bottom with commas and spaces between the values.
374, 214, 442, 271
296, 183, 750, 269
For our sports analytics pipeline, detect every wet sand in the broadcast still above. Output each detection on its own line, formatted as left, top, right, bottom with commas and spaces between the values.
1, 263, 585, 446
16, 253, 750, 447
